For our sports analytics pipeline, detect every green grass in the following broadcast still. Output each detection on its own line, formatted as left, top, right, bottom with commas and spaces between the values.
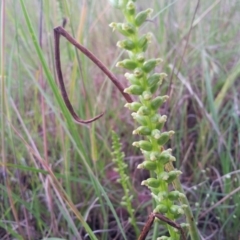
0, 0, 240, 239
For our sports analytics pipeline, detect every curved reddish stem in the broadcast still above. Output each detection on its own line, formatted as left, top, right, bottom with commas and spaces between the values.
54, 26, 132, 124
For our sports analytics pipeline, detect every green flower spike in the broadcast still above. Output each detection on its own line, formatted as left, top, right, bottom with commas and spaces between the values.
110, 1, 200, 239
111, 131, 139, 236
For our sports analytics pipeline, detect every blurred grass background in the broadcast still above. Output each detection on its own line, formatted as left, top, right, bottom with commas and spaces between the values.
0, 0, 239, 239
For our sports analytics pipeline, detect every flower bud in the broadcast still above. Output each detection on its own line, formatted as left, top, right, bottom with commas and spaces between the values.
124, 102, 142, 111
120, 199, 128, 206
141, 178, 161, 188
116, 59, 138, 70
142, 91, 153, 100
156, 115, 167, 130
124, 73, 139, 84
117, 39, 136, 50
126, 1, 135, 15
124, 85, 143, 95
154, 204, 168, 214
134, 68, 144, 78
151, 129, 161, 139
149, 73, 167, 93
159, 172, 170, 182
150, 95, 169, 110
150, 114, 159, 124
122, 23, 135, 35
147, 73, 161, 87
137, 32, 152, 51
137, 106, 150, 115
136, 53, 145, 63
149, 151, 174, 165
142, 58, 163, 73
168, 191, 185, 201
109, 22, 118, 31
157, 191, 168, 201
170, 205, 184, 218
135, 8, 153, 26
131, 113, 148, 125
160, 170, 182, 183
137, 160, 157, 170
109, 22, 135, 36
133, 140, 152, 151
160, 152, 176, 165
133, 126, 151, 135
147, 73, 167, 87
168, 170, 182, 181
157, 131, 175, 145
149, 151, 160, 161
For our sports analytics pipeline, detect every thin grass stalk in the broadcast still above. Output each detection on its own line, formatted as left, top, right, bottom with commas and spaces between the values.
9, 99, 93, 240
38, 0, 58, 234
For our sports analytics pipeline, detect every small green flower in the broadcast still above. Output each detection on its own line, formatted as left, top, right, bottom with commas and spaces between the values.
126, 1, 136, 15
170, 205, 185, 218
142, 58, 163, 73
124, 72, 140, 84
137, 33, 152, 51
157, 131, 175, 145
133, 126, 151, 135
134, 8, 153, 26
124, 102, 142, 111
133, 68, 144, 78
133, 140, 153, 151
141, 178, 161, 188
116, 59, 138, 70
137, 160, 157, 170
156, 115, 168, 130
150, 95, 169, 110
124, 85, 144, 95
147, 73, 167, 87
154, 204, 168, 214
137, 106, 151, 115
117, 39, 136, 50
168, 191, 185, 201
131, 113, 148, 125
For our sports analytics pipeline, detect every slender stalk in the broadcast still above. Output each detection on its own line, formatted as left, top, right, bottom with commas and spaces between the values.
38, 0, 58, 234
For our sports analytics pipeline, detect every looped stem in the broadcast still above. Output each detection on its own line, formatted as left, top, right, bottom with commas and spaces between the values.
54, 26, 133, 124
